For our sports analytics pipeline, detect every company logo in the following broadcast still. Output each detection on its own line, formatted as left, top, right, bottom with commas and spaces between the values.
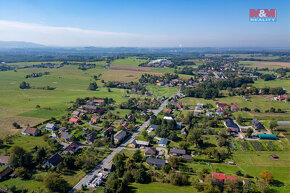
249, 9, 277, 22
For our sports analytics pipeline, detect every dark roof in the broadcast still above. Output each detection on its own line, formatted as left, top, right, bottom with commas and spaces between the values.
144, 147, 157, 154
251, 119, 265, 130
224, 119, 239, 132
170, 148, 186, 155
159, 138, 168, 145
66, 142, 79, 152
47, 153, 64, 167
146, 157, 165, 166
87, 132, 98, 143
60, 131, 73, 140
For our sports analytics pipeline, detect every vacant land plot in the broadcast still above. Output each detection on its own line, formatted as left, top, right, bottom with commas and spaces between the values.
179, 95, 290, 113
252, 79, 290, 91
240, 61, 290, 69
146, 84, 178, 98
110, 65, 153, 72
111, 57, 149, 66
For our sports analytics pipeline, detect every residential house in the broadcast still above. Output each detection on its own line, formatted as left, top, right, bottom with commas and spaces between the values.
87, 173, 104, 188
0, 156, 9, 166
45, 123, 57, 131
132, 140, 149, 148
114, 130, 127, 144
72, 111, 80, 117
158, 138, 168, 147
165, 109, 172, 114
87, 132, 98, 143
144, 147, 157, 156
182, 154, 192, 162
176, 103, 183, 109
21, 127, 40, 136
216, 109, 223, 115
197, 103, 204, 109
60, 131, 73, 142
146, 157, 166, 168
44, 153, 64, 167
169, 148, 186, 156
216, 103, 229, 109
91, 116, 100, 124
122, 122, 129, 128
212, 172, 237, 183
69, 118, 82, 125
181, 128, 187, 135
224, 119, 240, 133
230, 104, 239, 111
148, 124, 158, 133
251, 119, 265, 130
65, 142, 80, 154
93, 99, 105, 105
274, 95, 287, 101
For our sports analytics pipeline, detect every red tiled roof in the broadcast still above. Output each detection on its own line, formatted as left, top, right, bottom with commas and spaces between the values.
212, 172, 237, 182
69, 118, 79, 123
217, 103, 229, 108
122, 122, 129, 127
230, 104, 239, 109
22, 127, 38, 135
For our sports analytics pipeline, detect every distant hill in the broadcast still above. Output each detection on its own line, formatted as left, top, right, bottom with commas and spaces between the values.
0, 41, 45, 48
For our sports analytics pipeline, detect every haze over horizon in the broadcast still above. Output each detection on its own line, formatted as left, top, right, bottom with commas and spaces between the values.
0, 0, 289, 47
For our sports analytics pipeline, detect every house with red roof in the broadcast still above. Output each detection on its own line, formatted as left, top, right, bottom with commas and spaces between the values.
230, 104, 239, 111
91, 116, 100, 124
122, 122, 129, 128
69, 118, 82, 125
165, 109, 172, 114
65, 142, 80, 154
217, 103, 229, 109
212, 172, 237, 183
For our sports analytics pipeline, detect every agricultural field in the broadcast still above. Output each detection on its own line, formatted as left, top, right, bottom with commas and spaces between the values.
240, 61, 290, 69
179, 95, 290, 113
0, 65, 131, 137
252, 79, 290, 91
128, 182, 197, 193
206, 54, 281, 60
110, 57, 149, 66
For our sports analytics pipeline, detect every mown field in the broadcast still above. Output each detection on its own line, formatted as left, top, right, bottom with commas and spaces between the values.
110, 57, 149, 66
252, 79, 290, 91
240, 61, 290, 69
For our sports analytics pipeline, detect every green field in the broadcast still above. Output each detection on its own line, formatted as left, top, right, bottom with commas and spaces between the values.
252, 79, 290, 91
129, 182, 197, 193
111, 57, 149, 66
0, 65, 129, 137
179, 95, 290, 114
146, 84, 178, 98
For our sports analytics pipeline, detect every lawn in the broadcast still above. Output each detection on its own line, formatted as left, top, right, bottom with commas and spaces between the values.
128, 182, 197, 193
252, 79, 290, 91
146, 84, 178, 98
0, 134, 48, 154
111, 57, 149, 66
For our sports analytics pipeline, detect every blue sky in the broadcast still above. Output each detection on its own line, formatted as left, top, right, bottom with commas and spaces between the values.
0, 0, 289, 47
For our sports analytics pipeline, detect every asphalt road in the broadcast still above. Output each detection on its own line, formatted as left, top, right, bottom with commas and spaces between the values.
69, 95, 175, 192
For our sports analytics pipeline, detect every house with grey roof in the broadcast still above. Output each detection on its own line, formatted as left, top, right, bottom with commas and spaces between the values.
114, 130, 127, 144
45, 123, 57, 131
146, 157, 166, 168
158, 138, 168, 147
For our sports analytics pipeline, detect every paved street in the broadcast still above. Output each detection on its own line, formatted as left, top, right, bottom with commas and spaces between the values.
69, 94, 176, 192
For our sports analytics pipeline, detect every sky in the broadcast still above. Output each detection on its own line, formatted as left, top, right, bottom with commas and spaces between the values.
0, 0, 289, 47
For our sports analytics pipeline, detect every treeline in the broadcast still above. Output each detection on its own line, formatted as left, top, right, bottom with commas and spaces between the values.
139, 73, 179, 84
229, 86, 286, 96
182, 77, 254, 99
25, 72, 50, 78
177, 66, 195, 75
19, 81, 55, 90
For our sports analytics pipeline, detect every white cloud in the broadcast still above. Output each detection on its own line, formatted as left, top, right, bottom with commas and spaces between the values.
0, 20, 162, 47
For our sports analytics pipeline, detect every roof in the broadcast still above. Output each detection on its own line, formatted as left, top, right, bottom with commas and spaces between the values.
144, 147, 157, 154
91, 116, 100, 121
170, 148, 186, 155
164, 116, 173, 120
230, 104, 239, 109
224, 119, 239, 132
251, 119, 265, 130
60, 131, 73, 140
165, 109, 172, 113
258, 134, 277, 139
150, 124, 159, 130
114, 130, 127, 141
22, 127, 38, 135
69, 118, 80, 123
46, 123, 56, 129
94, 99, 105, 103
217, 103, 229, 108
146, 157, 165, 166
72, 111, 79, 115
47, 153, 64, 167
66, 142, 79, 152
212, 172, 237, 182
159, 138, 168, 145
122, 122, 129, 127
87, 132, 98, 142
135, 140, 149, 146
0, 155, 9, 164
